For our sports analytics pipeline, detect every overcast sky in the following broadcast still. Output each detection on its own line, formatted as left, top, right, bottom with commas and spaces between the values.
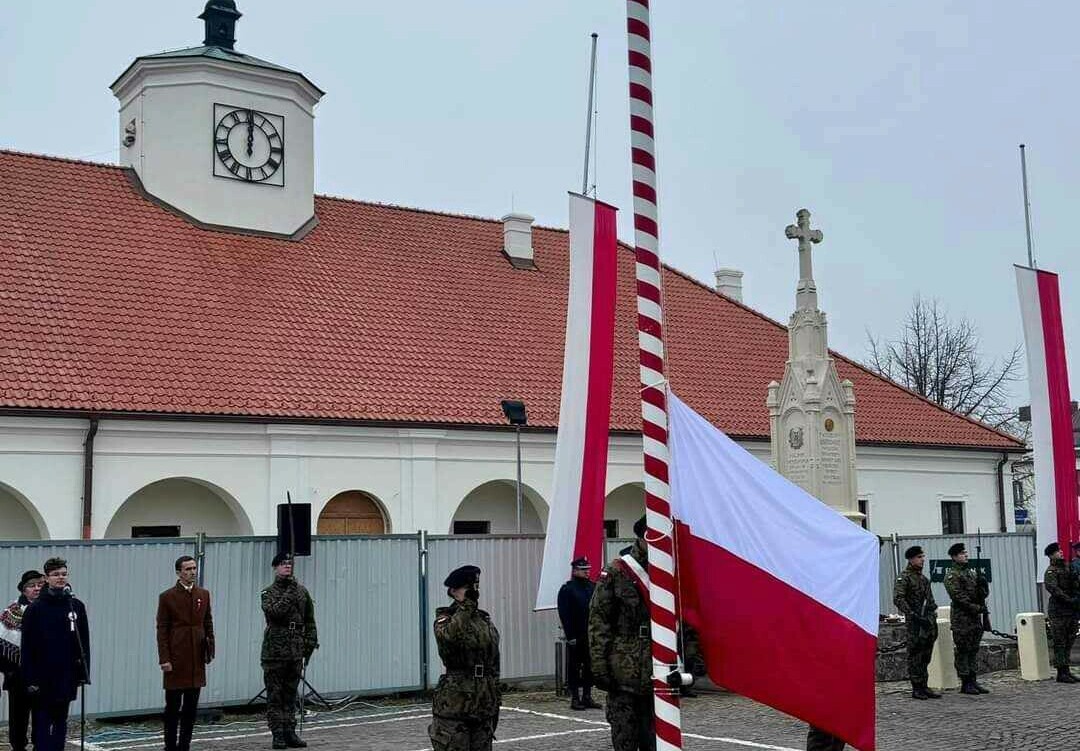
2, 1, 1077, 408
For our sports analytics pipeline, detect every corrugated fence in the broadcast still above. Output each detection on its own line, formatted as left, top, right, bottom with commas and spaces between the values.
0, 531, 1038, 718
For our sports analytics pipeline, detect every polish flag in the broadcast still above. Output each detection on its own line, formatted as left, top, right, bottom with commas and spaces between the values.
1015, 265, 1078, 576
535, 193, 618, 610
668, 392, 879, 751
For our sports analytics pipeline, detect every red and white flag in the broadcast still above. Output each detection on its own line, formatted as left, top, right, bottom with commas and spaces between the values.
535, 193, 618, 610
1015, 265, 1078, 576
668, 392, 879, 751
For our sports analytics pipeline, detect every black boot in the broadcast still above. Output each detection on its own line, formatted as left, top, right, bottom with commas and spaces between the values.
1057, 666, 1079, 683
284, 727, 308, 748
570, 687, 586, 710
971, 674, 990, 694
581, 688, 602, 709
271, 730, 288, 750
922, 683, 942, 699
959, 675, 980, 695
911, 682, 929, 700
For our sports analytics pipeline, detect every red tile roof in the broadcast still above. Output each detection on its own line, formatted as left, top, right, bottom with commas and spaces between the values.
0, 150, 1020, 449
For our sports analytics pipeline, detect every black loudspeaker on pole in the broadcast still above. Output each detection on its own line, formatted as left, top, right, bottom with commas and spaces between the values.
277, 498, 312, 556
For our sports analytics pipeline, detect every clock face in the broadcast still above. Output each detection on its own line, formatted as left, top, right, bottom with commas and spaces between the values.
212, 104, 285, 186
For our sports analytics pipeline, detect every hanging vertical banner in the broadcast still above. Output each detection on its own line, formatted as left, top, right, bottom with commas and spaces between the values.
1015, 265, 1079, 576
535, 193, 617, 611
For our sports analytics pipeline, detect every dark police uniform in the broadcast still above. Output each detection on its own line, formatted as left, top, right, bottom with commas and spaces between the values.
429, 565, 501, 751
557, 557, 599, 710
260, 555, 318, 749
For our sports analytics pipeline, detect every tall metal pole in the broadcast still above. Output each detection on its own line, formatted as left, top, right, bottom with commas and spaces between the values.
625, 2, 683, 749
582, 33, 599, 195
1020, 144, 1035, 268
515, 424, 523, 533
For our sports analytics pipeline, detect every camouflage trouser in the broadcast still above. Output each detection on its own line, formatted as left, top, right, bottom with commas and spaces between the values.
906, 627, 937, 684
951, 626, 983, 677
806, 726, 846, 751
262, 660, 302, 733
605, 690, 654, 751
428, 715, 496, 751
1047, 615, 1079, 668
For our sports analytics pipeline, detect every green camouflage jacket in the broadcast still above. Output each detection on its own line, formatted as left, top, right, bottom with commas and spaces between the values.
432, 598, 501, 720
943, 563, 987, 631
1044, 559, 1080, 618
260, 577, 319, 663
588, 540, 653, 694
893, 565, 937, 638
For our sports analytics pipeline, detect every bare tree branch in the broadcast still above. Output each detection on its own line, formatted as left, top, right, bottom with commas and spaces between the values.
865, 297, 1022, 434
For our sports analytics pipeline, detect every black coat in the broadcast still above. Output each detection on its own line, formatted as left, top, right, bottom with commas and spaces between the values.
557, 577, 594, 641
21, 588, 90, 704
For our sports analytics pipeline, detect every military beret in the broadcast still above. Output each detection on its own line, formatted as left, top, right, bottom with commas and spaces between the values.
444, 564, 481, 589
633, 515, 647, 539
571, 556, 591, 570
904, 546, 924, 560
271, 552, 293, 567
1045, 542, 1061, 557
17, 569, 43, 594
947, 543, 966, 557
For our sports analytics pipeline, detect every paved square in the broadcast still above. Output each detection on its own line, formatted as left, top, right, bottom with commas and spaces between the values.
14, 670, 1072, 751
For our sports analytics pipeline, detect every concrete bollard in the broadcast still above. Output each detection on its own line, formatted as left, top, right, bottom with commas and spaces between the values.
1015, 612, 1052, 681
927, 605, 960, 690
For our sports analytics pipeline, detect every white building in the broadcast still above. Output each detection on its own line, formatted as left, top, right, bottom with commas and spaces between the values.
0, 3, 1023, 542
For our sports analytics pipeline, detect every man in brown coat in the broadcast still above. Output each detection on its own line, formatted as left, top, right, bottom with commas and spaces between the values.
157, 556, 215, 751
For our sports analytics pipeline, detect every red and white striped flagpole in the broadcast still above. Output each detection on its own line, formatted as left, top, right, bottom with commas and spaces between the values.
625, 2, 683, 750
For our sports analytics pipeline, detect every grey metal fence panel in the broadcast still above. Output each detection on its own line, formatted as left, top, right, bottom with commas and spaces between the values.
878, 538, 899, 616
893, 533, 1037, 633
425, 535, 558, 686
302, 536, 422, 694
0, 538, 194, 720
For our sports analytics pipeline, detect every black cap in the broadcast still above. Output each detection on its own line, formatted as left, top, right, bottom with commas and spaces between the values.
571, 557, 591, 570
17, 570, 43, 594
1045, 542, 1061, 557
904, 545, 924, 560
633, 515, 647, 539
271, 552, 293, 567
947, 543, 966, 557
444, 565, 481, 589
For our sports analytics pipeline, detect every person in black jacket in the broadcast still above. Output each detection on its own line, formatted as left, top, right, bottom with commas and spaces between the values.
557, 556, 600, 711
21, 558, 90, 751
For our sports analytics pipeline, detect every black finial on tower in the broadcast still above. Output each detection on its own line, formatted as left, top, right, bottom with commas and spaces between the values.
199, 1, 242, 50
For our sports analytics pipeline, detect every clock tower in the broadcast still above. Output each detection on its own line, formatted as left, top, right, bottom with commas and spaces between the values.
110, 1, 324, 237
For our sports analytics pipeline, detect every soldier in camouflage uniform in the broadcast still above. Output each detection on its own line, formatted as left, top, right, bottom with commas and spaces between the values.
1042, 542, 1079, 683
260, 553, 319, 749
429, 565, 501, 751
590, 516, 655, 751
892, 545, 941, 699
943, 543, 989, 696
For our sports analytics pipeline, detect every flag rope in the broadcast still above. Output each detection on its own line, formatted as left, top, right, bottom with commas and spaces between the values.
625, 2, 683, 749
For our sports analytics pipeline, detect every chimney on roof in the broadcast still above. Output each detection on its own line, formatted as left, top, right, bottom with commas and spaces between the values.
502, 213, 535, 269
715, 267, 744, 302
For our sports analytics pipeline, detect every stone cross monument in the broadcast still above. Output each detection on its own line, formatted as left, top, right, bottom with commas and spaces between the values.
767, 209, 862, 522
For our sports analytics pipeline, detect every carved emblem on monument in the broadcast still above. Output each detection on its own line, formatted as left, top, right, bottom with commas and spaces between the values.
788, 427, 804, 450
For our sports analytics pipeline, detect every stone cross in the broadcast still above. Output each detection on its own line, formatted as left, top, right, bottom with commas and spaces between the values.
784, 208, 823, 309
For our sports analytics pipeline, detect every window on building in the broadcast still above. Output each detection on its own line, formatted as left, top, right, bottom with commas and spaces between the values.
452, 520, 490, 535
131, 525, 181, 538
941, 501, 965, 535
603, 519, 619, 539
857, 499, 869, 530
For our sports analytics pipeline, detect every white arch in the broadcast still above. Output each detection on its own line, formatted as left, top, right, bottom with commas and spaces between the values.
452, 479, 548, 534
105, 476, 253, 538
0, 480, 49, 539
604, 482, 645, 539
